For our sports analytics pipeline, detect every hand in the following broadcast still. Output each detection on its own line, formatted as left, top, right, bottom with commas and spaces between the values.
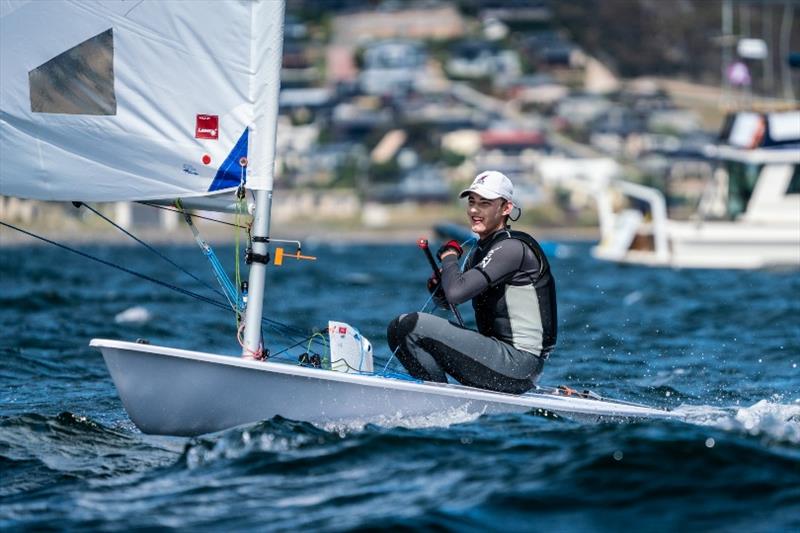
426, 273, 448, 308
436, 240, 463, 261
426, 272, 441, 295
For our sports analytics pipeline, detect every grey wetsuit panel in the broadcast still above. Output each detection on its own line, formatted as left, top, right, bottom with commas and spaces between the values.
387, 312, 543, 394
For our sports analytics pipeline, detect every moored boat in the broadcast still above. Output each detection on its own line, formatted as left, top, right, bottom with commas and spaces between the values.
591, 111, 800, 269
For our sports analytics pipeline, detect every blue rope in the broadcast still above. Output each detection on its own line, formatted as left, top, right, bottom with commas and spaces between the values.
203, 245, 243, 311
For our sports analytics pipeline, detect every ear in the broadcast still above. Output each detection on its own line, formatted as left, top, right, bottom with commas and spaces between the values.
501, 200, 514, 216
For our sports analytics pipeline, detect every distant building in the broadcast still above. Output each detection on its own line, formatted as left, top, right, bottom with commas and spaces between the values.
368, 165, 450, 204
401, 92, 488, 130
481, 127, 547, 153
331, 5, 464, 46
521, 30, 585, 70
507, 74, 569, 108
477, 0, 553, 25
446, 40, 521, 84
359, 40, 427, 96
332, 97, 393, 137
326, 45, 358, 84
281, 41, 319, 88
555, 95, 614, 128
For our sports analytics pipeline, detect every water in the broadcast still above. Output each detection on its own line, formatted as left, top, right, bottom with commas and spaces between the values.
1, 240, 799, 531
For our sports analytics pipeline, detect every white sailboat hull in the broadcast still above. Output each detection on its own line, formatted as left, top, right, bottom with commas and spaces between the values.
91, 339, 681, 436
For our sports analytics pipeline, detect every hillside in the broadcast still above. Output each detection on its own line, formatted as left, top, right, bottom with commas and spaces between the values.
552, 0, 799, 95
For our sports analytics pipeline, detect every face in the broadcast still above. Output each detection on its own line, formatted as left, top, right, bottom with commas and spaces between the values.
466, 192, 513, 239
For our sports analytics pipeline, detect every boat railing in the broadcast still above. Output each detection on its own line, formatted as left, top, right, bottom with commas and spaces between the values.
594, 179, 670, 261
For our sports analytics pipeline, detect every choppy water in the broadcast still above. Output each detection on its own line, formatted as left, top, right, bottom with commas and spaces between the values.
1, 239, 799, 531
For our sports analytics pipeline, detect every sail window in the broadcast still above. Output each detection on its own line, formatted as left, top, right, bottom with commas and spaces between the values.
28, 29, 116, 115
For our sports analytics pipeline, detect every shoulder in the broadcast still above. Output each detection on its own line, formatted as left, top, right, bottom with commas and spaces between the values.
505, 231, 546, 270
490, 236, 526, 254
477, 237, 525, 270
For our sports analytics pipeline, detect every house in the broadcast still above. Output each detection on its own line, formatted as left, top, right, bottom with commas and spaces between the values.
521, 31, 583, 69
281, 41, 319, 87
588, 106, 647, 157
480, 124, 547, 153
359, 39, 427, 96
330, 5, 464, 46
555, 95, 614, 128
279, 87, 336, 113
332, 97, 393, 138
367, 165, 450, 204
399, 92, 488, 130
507, 74, 569, 108
445, 40, 520, 85
477, 0, 553, 25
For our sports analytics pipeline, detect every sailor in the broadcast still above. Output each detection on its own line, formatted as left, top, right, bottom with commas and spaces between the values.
387, 171, 557, 394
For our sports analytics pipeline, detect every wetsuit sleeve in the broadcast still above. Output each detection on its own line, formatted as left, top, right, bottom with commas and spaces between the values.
439, 239, 527, 305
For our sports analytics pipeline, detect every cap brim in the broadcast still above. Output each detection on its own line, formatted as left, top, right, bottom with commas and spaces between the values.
459, 185, 504, 200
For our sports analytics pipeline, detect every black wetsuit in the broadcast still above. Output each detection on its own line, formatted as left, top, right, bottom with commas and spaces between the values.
387, 228, 557, 394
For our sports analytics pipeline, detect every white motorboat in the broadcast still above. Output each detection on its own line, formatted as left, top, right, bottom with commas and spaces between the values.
592, 111, 800, 269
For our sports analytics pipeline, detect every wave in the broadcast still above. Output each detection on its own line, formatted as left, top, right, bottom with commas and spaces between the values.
114, 306, 152, 324
678, 399, 800, 444
3, 409, 799, 531
0, 412, 178, 494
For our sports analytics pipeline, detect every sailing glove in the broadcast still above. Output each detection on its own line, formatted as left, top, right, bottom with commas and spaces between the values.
436, 240, 463, 261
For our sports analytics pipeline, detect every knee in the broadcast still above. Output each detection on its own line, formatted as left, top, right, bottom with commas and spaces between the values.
387, 312, 419, 349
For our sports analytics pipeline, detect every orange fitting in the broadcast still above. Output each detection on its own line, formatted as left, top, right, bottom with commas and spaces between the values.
273, 247, 316, 267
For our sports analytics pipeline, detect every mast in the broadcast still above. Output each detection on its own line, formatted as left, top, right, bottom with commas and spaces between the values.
242, 0, 285, 357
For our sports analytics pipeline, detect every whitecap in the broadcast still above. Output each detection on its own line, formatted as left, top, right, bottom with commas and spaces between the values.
623, 291, 642, 306
114, 306, 151, 324
677, 400, 800, 444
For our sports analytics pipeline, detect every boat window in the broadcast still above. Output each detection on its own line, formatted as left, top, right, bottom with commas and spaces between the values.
787, 165, 800, 195
28, 29, 116, 115
725, 161, 762, 219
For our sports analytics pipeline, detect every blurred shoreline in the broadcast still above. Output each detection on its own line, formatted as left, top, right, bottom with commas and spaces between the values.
0, 219, 598, 247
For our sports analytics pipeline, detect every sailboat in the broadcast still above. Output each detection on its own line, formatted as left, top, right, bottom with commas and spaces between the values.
1, 0, 681, 437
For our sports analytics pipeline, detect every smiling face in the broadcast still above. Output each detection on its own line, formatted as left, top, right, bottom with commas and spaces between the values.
466, 192, 513, 240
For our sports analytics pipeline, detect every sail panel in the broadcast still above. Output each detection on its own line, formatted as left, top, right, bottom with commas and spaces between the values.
209, 128, 249, 193
0, 0, 283, 202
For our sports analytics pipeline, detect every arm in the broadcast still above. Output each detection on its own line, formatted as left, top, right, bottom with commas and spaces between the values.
439, 240, 527, 305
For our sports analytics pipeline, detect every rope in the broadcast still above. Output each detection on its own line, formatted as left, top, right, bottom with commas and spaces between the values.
237, 322, 264, 360
76, 203, 224, 298
269, 333, 322, 360
307, 331, 329, 367
141, 202, 246, 228
175, 200, 242, 315
2, 220, 473, 380
1, 220, 232, 311
0, 221, 325, 349
234, 179, 247, 324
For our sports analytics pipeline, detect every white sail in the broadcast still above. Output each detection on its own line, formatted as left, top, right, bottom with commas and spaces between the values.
0, 0, 283, 202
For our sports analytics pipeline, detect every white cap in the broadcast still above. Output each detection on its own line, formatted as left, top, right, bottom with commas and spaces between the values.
459, 171, 513, 201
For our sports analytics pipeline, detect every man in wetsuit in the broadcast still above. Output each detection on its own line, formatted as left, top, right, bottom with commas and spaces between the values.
387, 171, 557, 394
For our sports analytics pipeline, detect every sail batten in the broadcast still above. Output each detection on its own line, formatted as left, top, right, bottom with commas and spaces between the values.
0, 0, 283, 202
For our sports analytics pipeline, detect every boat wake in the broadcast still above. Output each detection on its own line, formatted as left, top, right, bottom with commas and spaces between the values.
318, 402, 487, 435
676, 399, 800, 444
